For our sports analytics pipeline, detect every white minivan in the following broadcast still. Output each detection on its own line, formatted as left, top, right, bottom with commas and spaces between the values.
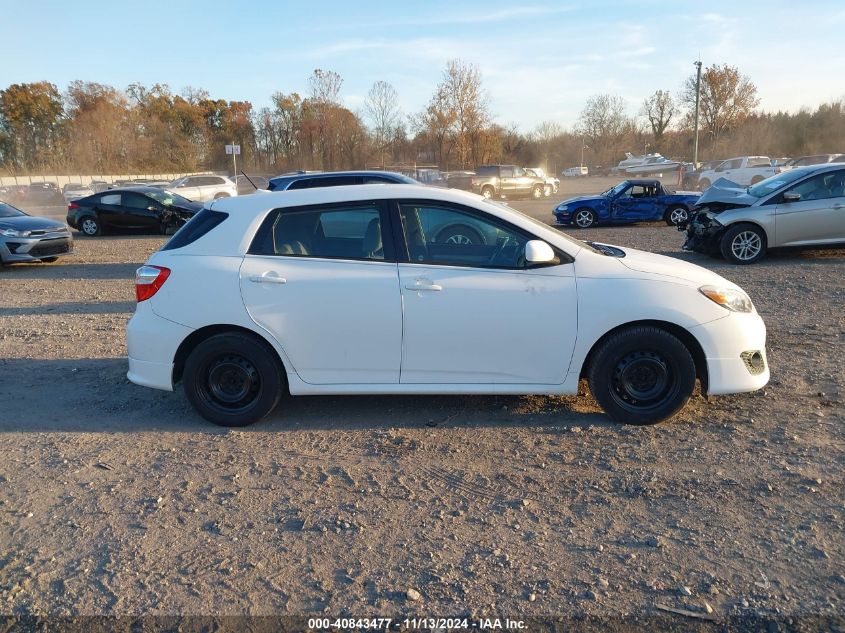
127, 185, 768, 427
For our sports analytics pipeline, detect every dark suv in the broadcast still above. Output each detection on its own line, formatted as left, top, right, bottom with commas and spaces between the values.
267, 170, 417, 192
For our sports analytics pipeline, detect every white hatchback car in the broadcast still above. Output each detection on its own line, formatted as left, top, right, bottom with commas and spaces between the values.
168, 174, 237, 202
127, 185, 769, 427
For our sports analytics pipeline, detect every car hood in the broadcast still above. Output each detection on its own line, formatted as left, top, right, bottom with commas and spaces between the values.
0, 215, 67, 231
696, 178, 755, 207
558, 195, 604, 206
616, 245, 739, 289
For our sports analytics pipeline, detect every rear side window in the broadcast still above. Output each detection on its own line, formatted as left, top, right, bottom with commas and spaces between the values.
747, 157, 771, 167
475, 166, 497, 177
161, 209, 228, 251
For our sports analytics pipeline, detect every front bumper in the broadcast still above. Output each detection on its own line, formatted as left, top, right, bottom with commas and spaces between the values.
553, 210, 573, 225
0, 232, 73, 263
682, 212, 725, 254
690, 311, 769, 395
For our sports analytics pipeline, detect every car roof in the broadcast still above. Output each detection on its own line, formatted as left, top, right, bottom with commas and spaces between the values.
93, 186, 166, 194
623, 179, 661, 185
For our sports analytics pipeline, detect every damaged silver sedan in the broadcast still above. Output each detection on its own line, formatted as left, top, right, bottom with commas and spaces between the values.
681, 164, 845, 264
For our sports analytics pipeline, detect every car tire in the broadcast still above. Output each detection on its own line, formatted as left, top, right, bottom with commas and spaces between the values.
699, 178, 711, 190
437, 224, 485, 245
213, 192, 230, 199
531, 185, 544, 199
183, 332, 284, 427
720, 223, 767, 265
543, 185, 552, 198
481, 186, 495, 199
79, 216, 101, 237
664, 206, 689, 226
573, 208, 596, 228
587, 326, 696, 425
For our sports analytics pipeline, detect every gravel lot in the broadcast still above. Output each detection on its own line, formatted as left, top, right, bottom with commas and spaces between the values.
1, 179, 843, 629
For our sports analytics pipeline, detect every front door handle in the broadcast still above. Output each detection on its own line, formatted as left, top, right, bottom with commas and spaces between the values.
249, 272, 287, 285
405, 279, 442, 292
833, 203, 845, 209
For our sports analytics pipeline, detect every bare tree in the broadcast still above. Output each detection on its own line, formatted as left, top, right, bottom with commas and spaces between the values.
681, 64, 759, 140
641, 90, 675, 143
308, 69, 344, 168
532, 120, 562, 166
577, 94, 630, 164
439, 59, 489, 168
365, 81, 401, 168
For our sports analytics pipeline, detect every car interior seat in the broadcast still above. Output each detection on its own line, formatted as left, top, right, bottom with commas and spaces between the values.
400, 207, 428, 262
362, 217, 383, 260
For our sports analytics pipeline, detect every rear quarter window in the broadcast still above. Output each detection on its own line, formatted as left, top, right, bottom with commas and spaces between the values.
161, 209, 228, 251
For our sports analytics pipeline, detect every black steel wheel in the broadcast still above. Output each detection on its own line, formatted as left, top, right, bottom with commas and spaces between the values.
587, 326, 696, 425
183, 332, 284, 427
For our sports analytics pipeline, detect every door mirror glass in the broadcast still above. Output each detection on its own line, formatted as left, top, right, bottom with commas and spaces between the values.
525, 240, 555, 264
782, 192, 801, 202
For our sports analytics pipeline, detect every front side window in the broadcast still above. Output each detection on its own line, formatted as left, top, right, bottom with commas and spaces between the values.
123, 192, 152, 209
784, 170, 845, 201
249, 202, 389, 261
398, 202, 532, 269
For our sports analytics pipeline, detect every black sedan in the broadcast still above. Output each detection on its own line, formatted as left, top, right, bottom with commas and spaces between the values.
67, 187, 203, 236
0, 201, 73, 266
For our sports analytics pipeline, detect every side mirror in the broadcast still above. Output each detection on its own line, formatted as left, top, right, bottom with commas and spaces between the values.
525, 240, 556, 264
783, 192, 801, 202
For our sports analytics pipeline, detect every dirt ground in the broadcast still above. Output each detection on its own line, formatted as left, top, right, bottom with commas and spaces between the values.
1, 185, 844, 630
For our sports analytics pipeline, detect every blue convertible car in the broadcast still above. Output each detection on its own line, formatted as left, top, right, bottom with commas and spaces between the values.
553, 179, 701, 228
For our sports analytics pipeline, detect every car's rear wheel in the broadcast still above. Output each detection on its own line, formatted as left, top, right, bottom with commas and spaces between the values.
437, 224, 485, 245
587, 326, 696, 425
183, 332, 284, 427
573, 208, 596, 228
80, 216, 101, 237
664, 206, 689, 226
720, 223, 767, 264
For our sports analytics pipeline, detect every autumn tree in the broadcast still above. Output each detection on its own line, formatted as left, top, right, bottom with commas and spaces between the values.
0, 82, 64, 169
65, 81, 129, 172
641, 90, 675, 144
681, 64, 759, 140
365, 81, 401, 167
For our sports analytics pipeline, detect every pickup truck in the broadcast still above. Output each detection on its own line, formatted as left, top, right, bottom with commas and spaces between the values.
449, 165, 547, 200
697, 156, 777, 189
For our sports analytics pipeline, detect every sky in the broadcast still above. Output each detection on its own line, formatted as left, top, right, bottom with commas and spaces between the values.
2, 0, 844, 132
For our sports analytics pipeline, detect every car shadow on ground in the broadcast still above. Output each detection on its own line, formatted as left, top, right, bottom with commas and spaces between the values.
0, 262, 142, 280
0, 300, 135, 315
0, 358, 613, 434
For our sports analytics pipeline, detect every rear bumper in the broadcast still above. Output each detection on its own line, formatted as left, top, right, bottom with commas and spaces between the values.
690, 311, 769, 395
126, 302, 193, 392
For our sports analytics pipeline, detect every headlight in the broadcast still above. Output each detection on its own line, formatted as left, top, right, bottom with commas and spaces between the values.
556, 204, 568, 212
699, 285, 754, 313
1, 228, 29, 238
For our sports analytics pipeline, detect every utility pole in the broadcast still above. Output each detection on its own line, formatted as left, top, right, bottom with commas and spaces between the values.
693, 60, 702, 167
580, 139, 588, 169
231, 139, 237, 179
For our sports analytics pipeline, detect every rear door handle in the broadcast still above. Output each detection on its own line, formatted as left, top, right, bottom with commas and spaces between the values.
405, 279, 442, 292
833, 204, 845, 209
249, 272, 287, 285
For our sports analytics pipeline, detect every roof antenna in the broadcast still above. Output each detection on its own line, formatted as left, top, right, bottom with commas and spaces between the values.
240, 170, 258, 191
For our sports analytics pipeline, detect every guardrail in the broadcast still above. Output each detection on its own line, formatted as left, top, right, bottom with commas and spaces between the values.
0, 172, 220, 187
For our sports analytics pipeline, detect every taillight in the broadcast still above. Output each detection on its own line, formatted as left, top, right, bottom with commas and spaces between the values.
135, 265, 170, 302
68, 202, 79, 210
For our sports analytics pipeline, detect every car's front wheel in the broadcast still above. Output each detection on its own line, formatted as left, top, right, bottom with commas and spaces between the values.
437, 224, 485, 245
531, 185, 544, 199
573, 208, 596, 228
183, 332, 284, 427
720, 223, 766, 264
587, 326, 696, 425
79, 216, 101, 237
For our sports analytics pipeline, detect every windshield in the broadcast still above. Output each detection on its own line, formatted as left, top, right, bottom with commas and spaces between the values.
747, 168, 815, 198
149, 189, 193, 206
0, 202, 26, 218
600, 181, 628, 197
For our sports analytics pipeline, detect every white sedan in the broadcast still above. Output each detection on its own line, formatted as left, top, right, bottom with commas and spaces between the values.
126, 185, 769, 427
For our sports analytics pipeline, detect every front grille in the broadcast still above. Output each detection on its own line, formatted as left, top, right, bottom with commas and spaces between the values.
29, 239, 70, 257
741, 351, 766, 375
